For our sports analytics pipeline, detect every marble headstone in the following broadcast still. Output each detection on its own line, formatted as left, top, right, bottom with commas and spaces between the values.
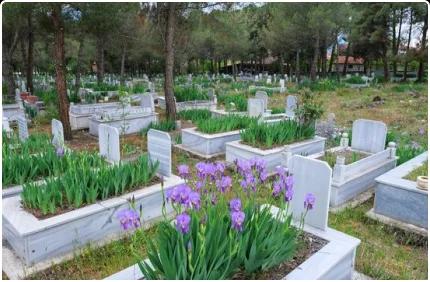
280, 79, 286, 93
17, 116, 29, 141
247, 98, 265, 118
147, 129, 172, 177
285, 95, 298, 119
99, 124, 120, 164
255, 91, 268, 111
290, 155, 332, 231
351, 119, 387, 153
141, 95, 155, 112
51, 119, 64, 148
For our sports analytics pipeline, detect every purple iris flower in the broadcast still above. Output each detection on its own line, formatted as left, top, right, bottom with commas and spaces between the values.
272, 180, 282, 197
56, 146, 65, 157
230, 211, 245, 232
215, 161, 225, 175
195, 181, 204, 192
216, 176, 232, 193
285, 187, 294, 202
177, 164, 190, 179
304, 193, 316, 210
176, 212, 191, 234
210, 194, 218, 205
229, 198, 242, 212
117, 209, 140, 231
189, 191, 201, 210
285, 175, 294, 191
419, 128, 425, 136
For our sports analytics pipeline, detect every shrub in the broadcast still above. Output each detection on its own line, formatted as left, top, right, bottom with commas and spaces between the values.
178, 109, 211, 123
196, 115, 255, 134
240, 120, 315, 149
295, 89, 324, 125
270, 107, 285, 114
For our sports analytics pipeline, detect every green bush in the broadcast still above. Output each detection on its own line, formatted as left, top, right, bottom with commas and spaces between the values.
270, 107, 285, 114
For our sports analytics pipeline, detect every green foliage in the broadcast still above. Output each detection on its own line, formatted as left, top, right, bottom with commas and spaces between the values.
240, 120, 315, 149
133, 84, 148, 94
177, 109, 211, 123
217, 93, 248, 112
24, 104, 38, 119
33, 104, 59, 125
34, 88, 58, 106
21, 155, 159, 215
299, 78, 343, 92
295, 89, 324, 125
141, 120, 176, 135
174, 85, 208, 102
249, 87, 277, 96
196, 115, 255, 134
139, 209, 239, 279
237, 205, 297, 274
344, 76, 366, 84
270, 107, 285, 114
84, 82, 118, 92
396, 145, 425, 166
391, 83, 426, 93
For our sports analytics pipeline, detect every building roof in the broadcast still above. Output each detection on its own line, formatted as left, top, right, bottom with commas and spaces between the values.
335, 56, 364, 65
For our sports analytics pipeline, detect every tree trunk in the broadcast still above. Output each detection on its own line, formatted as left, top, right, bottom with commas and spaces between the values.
20, 39, 27, 87
383, 47, 389, 81
26, 10, 34, 94
164, 2, 177, 121
3, 30, 20, 99
417, 8, 428, 82
310, 33, 320, 81
96, 38, 104, 85
279, 54, 284, 75
295, 49, 300, 82
120, 44, 126, 86
74, 37, 84, 95
321, 39, 327, 77
52, 4, 72, 140
403, 8, 413, 81
342, 42, 351, 75
328, 38, 337, 74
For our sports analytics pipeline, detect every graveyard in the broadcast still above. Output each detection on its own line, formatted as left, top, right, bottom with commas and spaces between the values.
2, 2, 429, 281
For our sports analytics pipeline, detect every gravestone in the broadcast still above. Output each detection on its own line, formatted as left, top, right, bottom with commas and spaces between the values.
147, 129, 172, 177
207, 88, 215, 100
51, 119, 64, 148
99, 124, 120, 164
255, 75, 259, 82
266, 78, 271, 85
17, 116, 29, 141
247, 98, 265, 118
285, 95, 298, 119
280, 79, 286, 93
255, 91, 268, 111
141, 95, 155, 112
2, 117, 12, 136
351, 119, 387, 153
290, 155, 332, 231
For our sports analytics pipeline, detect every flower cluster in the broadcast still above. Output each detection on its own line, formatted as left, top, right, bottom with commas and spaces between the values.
272, 166, 294, 202
117, 209, 141, 231
304, 193, 316, 210
166, 183, 201, 210
234, 158, 268, 192
177, 164, 190, 179
229, 198, 245, 232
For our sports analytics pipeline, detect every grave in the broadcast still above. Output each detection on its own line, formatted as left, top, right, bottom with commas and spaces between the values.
147, 129, 172, 177
285, 95, 297, 119
368, 151, 427, 235
69, 102, 121, 130
306, 119, 397, 208
247, 98, 265, 117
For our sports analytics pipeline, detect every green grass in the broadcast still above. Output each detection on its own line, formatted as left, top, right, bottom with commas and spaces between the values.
404, 161, 428, 181
217, 92, 248, 112
28, 228, 156, 280
270, 107, 285, 114
174, 85, 208, 102
344, 76, 366, 84
141, 120, 176, 135
329, 199, 428, 280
